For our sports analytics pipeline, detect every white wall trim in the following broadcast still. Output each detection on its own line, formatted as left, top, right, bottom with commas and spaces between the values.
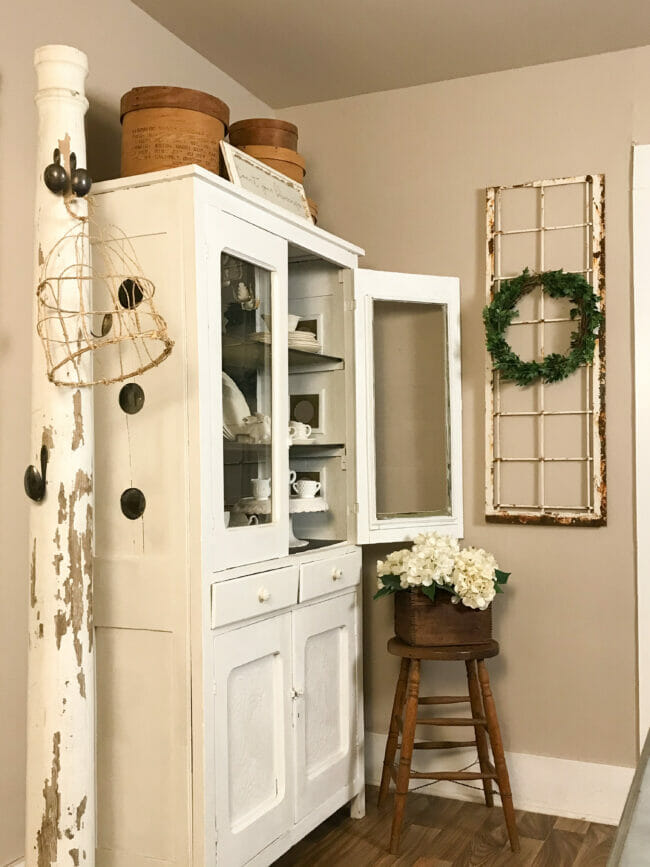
365, 731, 633, 826
4, 859, 25, 867
634, 143, 650, 748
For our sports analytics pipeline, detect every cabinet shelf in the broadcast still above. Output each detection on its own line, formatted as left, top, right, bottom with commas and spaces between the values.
224, 441, 345, 463
289, 538, 346, 554
290, 443, 345, 458
222, 338, 344, 372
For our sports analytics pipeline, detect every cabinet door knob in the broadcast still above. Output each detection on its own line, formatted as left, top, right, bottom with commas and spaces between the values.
258, 587, 271, 603
332, 567, 343, 581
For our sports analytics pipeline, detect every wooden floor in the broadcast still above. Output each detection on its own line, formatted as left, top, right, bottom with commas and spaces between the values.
275, 786, 616, 866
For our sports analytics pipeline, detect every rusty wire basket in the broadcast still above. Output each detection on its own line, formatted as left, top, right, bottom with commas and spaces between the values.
36, 211, 173, 387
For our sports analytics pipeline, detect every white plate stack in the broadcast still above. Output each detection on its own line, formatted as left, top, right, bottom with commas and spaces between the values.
288, 330, 322, 353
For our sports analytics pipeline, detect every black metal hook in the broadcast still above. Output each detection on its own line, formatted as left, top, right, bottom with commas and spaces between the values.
24, 445, 48, 502
43, 148, 92, 197
43, 148, 69, 194
69, 151, 92, 197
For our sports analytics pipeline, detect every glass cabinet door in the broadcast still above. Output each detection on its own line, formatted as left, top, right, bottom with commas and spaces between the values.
352, 269, 463, 544
211, 214, 289, 570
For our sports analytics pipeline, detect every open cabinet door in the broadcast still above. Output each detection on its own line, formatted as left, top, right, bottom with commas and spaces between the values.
351, 269, 463, 544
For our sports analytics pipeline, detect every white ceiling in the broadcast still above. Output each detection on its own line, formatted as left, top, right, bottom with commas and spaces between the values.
133, 0, 650, 108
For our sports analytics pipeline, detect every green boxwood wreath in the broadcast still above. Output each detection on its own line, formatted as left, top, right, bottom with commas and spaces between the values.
483, 268, 603, 387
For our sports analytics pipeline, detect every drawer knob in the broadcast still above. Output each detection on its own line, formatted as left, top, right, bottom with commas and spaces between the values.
332, 567, 343, 581
258, 587, 271, 602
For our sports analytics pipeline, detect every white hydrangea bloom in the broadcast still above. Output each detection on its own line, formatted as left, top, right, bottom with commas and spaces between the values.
451, 546, 498, 610
376, 535, 503, 611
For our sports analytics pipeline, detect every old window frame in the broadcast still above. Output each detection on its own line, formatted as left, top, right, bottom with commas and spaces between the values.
484, 175, 606, 525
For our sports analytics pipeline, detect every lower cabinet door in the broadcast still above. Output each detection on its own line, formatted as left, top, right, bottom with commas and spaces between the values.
292, 593, 358, 822
213, 614, 293, 865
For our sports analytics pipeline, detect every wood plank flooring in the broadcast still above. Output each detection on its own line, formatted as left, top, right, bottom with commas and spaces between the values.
275, 786, 616, 866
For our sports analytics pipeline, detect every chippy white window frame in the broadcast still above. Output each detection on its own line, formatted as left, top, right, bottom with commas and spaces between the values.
485, 175, 606, 526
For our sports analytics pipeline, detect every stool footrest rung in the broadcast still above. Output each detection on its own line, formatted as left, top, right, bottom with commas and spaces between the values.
410, 739, 478, 750
418, 695, 471, 705
409, 769, 497, 782
416, 717, 487, 726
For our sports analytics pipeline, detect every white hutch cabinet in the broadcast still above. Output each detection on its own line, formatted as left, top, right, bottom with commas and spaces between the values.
90, 166, 462, 866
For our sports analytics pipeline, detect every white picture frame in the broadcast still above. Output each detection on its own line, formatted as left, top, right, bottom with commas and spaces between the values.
220, 141, 313, 223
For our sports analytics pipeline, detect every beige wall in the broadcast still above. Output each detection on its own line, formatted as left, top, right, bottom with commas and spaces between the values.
0, 3, 272, 863
283, 47, 650, 771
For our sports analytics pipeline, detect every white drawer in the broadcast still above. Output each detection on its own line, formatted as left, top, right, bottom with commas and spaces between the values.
299, 550, 362, 603
211, 565, 299, 628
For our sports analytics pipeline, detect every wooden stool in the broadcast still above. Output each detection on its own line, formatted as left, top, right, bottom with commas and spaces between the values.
378, 637, 520, 855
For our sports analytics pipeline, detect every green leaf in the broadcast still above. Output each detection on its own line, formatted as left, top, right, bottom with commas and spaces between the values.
380, 574, 402, 589
420, 584, 437, 602
495, 569, 510, 584
494, 584, 504, 593
373, 585, 395, 600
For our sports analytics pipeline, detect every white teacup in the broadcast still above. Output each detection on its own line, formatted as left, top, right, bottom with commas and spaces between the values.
252, 478, 271, 499
289, 470, 297, 485
224, 511, 230, 528
292, 479, 321, 498
289, 421, 312, 442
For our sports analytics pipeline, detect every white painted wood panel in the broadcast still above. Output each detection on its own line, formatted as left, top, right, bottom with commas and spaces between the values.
292, 594, 358, 822
213, 615, 294, 865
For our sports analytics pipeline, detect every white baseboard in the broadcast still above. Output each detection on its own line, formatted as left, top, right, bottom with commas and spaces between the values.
365, 730, 634, 826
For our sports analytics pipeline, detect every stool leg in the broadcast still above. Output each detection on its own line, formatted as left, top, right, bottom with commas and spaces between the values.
390, 658, 420, 856
477, 660, 520, 853
465, 659, 494, 808
378, 657, 410, 807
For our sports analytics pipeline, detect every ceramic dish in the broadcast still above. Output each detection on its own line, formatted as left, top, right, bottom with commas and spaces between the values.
222, 372, 250, 439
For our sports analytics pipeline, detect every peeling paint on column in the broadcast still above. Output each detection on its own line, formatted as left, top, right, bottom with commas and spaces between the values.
58, 484, 67, 524
84, 502, 93, 651
71, 390, 84, 450
36, 731, 61, 867
76, 795, 87, 830
31, 538, 37, 608
42, 425, 54, 452
69, 849, 80, 866
53, 468, 93, 697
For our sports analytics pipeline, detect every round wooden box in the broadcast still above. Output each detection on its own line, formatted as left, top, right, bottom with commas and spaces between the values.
120, 86, 230, 178
237, 145, 306, 184
229, 117, 298, 150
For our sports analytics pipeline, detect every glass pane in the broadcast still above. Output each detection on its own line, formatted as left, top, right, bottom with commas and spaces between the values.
221, 253, 274, 528
372, 300, 451, 519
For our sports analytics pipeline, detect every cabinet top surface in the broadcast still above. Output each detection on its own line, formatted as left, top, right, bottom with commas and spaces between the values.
91, 164, 365, 259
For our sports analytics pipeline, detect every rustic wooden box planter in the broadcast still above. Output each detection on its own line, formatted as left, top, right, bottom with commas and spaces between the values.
394, 588, 492, 646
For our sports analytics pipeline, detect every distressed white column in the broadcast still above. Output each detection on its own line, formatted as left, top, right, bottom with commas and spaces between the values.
26, 45, 95, 867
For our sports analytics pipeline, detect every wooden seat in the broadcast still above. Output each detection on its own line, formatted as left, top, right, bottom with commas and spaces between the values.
379, 637, 520, 855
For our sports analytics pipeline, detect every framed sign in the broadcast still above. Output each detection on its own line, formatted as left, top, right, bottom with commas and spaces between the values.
220, 141, 313, 223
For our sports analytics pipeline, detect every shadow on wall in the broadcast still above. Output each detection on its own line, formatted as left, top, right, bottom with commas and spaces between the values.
86, 92, 121, 182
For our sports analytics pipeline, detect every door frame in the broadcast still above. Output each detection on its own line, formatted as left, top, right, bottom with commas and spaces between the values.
634, 144, 650, 748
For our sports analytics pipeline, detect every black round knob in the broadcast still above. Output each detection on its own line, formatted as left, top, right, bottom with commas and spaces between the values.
71, 167, 92, 197
120, 487, 146, 520
43, 149, 68, 194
